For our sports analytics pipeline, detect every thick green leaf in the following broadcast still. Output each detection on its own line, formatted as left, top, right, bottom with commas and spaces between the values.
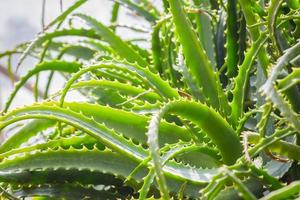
74, 14, 149, 68
2, 60, 81, 113
167, 0, 229, 114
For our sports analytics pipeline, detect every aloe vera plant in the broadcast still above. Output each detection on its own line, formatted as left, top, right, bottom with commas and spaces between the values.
1, 0, 300, 199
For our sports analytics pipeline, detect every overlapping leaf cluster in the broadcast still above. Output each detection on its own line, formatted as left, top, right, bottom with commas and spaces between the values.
0, 0, 300, 199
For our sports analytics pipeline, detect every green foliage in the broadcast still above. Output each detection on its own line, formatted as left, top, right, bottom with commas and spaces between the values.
0, 0, 300, 199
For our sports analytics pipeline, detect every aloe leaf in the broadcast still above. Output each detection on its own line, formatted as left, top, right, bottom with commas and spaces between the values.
261, 42, 300, 132
58, 44, 96, 60
113, 0, 158, 23
0, 186, 18, 200
2, 0, 300, 198
93, 67, 151, 89
277, 68, 300, 91
286, 0, 300, 37
0, 138, 133, 190
202, 170, 265, 200
81, 39, 117, 55
238, 12, 247, 65
0, 138, 219, 198
238, 0, 269, 73
201, 175, 227, 199
147, 100, 242, 165
177, 51, 206, 101
74, 14, 149, 68
151, 19, 166, 75
15, 28, 100, 70
3, 101, 190, 146
260, 181, 300, 200
226, 0, 239, 77
247, 128, 295, 160
45, 0, 88, 30
230, 34, 267, 128
12, 183, 127, 200
16, 0, 89, 70
70, 78, 142, 107
160, 23, 182, 87
167, 0, 228, 113
138, 140, 220, 199
146, 109, 170, 199
223, 169, 257, 200
138, 143, 198, 199
110, 2, 120, 32
8, 170, 127, 192
248, 132, 300, 161
70, 80, 162, 103
27, 41, 97, 61
213, 179, 264, 200
0, 135, 98, 159
257, 103, 273, 137
193, 0, 216, 69
0, 103, 220, 185
2, 60, 81, 113
0, 119, 55, 153
59, 61, 179, 106
248, 165, 283, 190
0, 146, 200, 198
215, 10, 226, 70
0, 104, 148, 162
267, 0, 284, 55
265, 161, 292, 180
276, 54, 300, 111
0, 147, 145, 183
